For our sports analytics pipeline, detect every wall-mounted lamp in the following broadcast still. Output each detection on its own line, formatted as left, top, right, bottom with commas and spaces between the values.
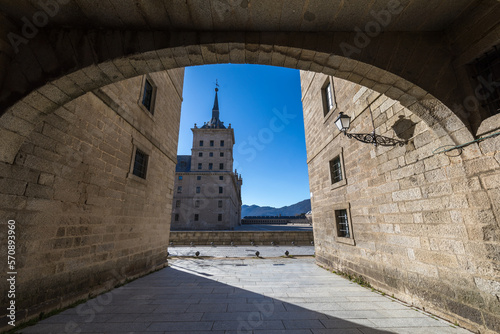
334, 100, 407, 147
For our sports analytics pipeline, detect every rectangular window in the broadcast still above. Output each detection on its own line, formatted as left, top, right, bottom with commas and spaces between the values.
175, 214, 179, 222
471, 45, 500, 117
178, 176, 183, 180
219, 186, 223, 194
330, 156, 343, 184
218, 214, 222, 221
175, 200, 180, 208
198, 152, 203, 157
199, 140, 204, 147
209, 163, 213, 170
210, 140, 214, 147
132, 149, 148, 179
219, 176, 224, 180
195, 200, 200, 208
219, 163, 224, 170
220, 140, 225, 147
142, 79, 154, 113
197, 176, 201, 180
322, 79, 336, 117
198, 163, 202, 170
194, 214, 199, 221
196, 186, 201, 194
335, 209, 350, 238
218, 200, 223, 208
220, 152, 224, 157
209, 152, 213, 157
177, 186, 182, 193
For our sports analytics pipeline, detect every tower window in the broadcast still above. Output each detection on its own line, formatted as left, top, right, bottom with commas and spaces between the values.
210, 140, 214, 147
219, 176, 224, 180
175, 200, 180, 208
142, 79, 154, 113
220, 152, 224, 157
174, 214, 179, 222
195, 200, 200, 208
194, 214, 199, 221
218, 200, 223, 208
196, 186, 201, 194
209, 163, 213, 170
199, 152, 203, 157
178, 176, 183, 180
219, 163, 224, 170
198, 163, 202, 170
177, 186, 182, 193
197, 176, 201, 180
199, 140, 204, 147
218, 214, 222, 221
220, 140, 225, 147
209, 152, 214, 157
219, 187, 223, 194
132, 149, 148, 179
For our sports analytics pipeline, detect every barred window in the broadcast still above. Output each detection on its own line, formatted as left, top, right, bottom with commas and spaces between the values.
210, 140, 214, 147
194, 214, 199, 221
219, 163, 224, 170
335, 209, 350, 238
220, 152, 224, 157
218, 214, 222, 221
220, 140, 225, 147
219, 186, 223, 194
330, 156, 343, 183
218, 200, 223, 208
175, 200, 180, 208
174, 214, 179, 222
209, 163, 213, 170
132, 149, 148, 179
199, 152, 203, 157
196, 186, 201, 194
199, 140, 204, 147
198, 163, 202, 170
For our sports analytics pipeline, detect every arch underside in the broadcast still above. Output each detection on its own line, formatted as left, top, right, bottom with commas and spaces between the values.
0, 31, 473, 164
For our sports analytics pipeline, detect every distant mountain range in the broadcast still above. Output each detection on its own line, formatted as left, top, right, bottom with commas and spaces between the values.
242, 199, 311, 217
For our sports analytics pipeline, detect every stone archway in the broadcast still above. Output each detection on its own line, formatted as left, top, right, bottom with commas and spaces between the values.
0, 1, 499, 333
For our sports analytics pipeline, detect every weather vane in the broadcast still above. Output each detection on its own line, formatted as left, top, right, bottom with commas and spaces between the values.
215, 79, 219, 91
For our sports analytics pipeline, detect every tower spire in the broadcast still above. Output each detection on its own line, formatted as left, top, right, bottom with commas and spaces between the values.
201, 80, 226, 129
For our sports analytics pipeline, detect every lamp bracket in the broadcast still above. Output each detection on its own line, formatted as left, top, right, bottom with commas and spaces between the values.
344, 131, 406, 147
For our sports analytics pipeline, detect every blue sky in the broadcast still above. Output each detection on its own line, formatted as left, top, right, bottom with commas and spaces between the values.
177, 64, 310, 208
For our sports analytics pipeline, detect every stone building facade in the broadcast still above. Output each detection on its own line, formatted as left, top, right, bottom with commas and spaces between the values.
171, 88, 243, 230
301, 71, 500, 334
0, 70, 184, 327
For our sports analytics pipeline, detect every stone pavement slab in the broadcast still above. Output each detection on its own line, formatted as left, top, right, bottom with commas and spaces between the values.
18, 257, 472, 334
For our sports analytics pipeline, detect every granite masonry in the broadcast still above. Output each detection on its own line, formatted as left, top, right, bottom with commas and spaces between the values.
301, 71, 500, 334
0, 69, 184, 328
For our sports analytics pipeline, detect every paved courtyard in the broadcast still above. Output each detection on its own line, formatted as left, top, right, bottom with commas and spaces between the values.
18, 255, 471, 334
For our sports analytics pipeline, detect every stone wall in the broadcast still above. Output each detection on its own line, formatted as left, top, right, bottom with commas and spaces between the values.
169, 231, 314, 246
0, 69, 184, 330
301, 71, 500, 334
